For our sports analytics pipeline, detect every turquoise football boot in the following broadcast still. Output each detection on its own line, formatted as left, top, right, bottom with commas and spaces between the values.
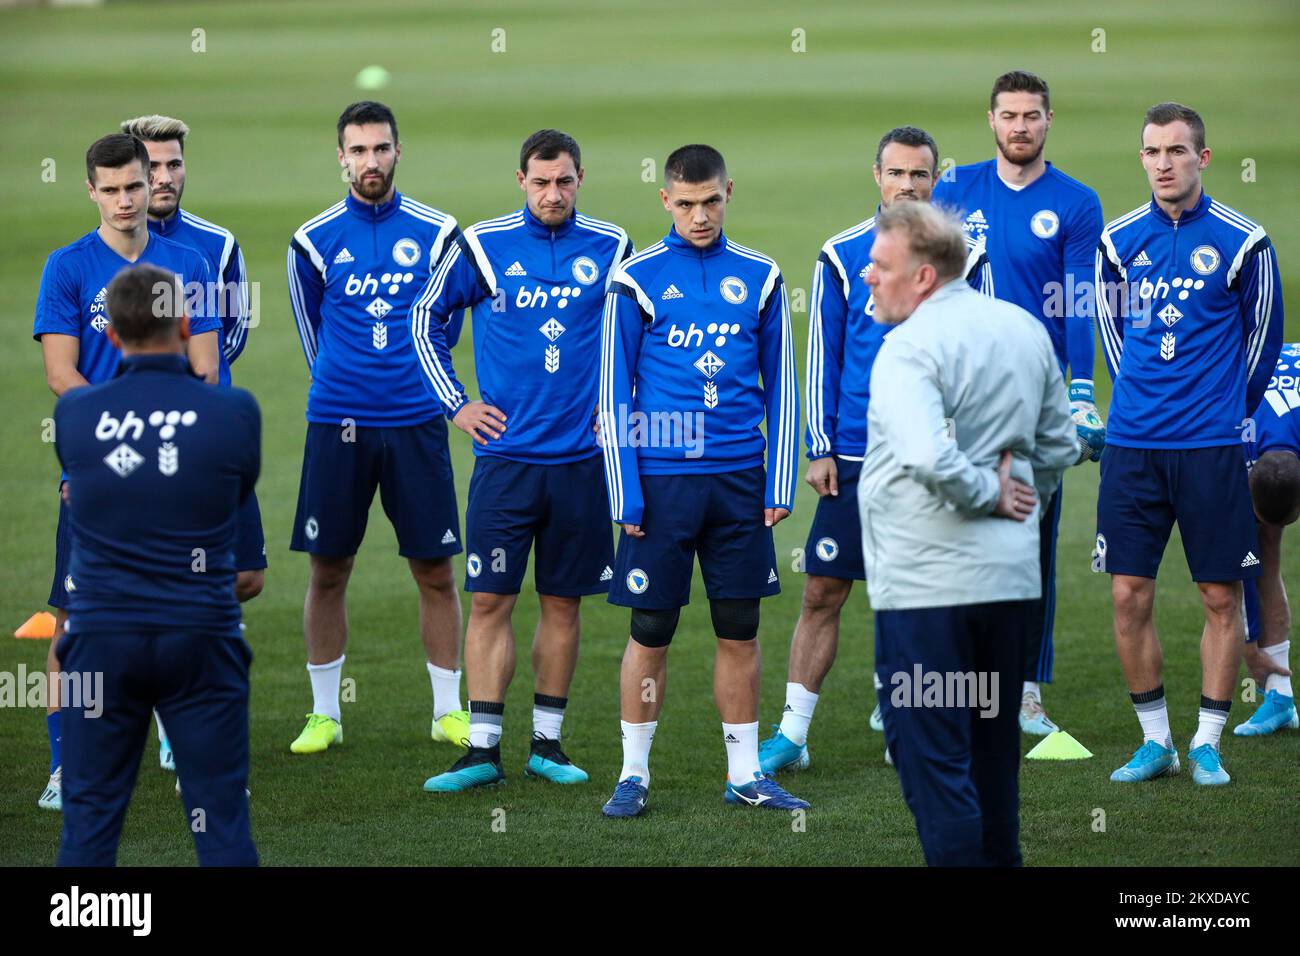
1110, 738, 1179, 782
1187, 742, 1231, 786
758, 726, 809, 774
1233, 690, 1298, 736
869, 704, 884, 732
423, 745, 505, 792
524, 736, 589, 784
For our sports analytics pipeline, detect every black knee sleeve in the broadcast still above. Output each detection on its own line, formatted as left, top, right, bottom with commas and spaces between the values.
710, 598, 759, 641
630, 607, 680, 647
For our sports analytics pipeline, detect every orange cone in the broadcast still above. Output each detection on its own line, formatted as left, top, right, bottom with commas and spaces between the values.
15, 611, 56, 639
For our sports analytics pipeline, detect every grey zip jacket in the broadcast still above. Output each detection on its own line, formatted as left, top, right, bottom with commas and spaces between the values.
859, 279, 1078, 611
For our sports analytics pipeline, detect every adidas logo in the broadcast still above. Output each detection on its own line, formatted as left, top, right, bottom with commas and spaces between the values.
333, 247, 355, 264
767, 568, 778, 584
599, 566, 613, 582
441, 529, 457, 545
967, 209, 987, 224
782, 703, 793, 713
1130, 249, 1153, 267
505, 261, 526, 277
661, 284, 684, 300
724, 733, 740, 743
1241, 551, 1260, 567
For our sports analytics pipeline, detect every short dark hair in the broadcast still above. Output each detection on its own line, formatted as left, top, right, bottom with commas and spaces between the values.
875, 126, 939, 171
1251, 451, 1300, 526
1143, 102, 1206, 152
85, 133, 150, 185
337, 101, 398, 148
664, 144, 727, 186
990, 70, 1051, 113
106, 264, 184, 345
519, 129, 581, 173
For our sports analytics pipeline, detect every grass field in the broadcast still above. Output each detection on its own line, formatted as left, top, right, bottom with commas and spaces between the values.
1, 0, 1297, 866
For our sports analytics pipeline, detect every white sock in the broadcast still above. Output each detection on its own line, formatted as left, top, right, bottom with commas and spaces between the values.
1132, 690, 1171, 745
307, 655, 344, 723
619, 720, 656, 788
1263, 641, 1293, 697
1022, 681, 1041, 701
154, 710, 167, 741
1191, 700, 1230, 751
723, 721, 761, 785
427, 662, 462, 720
778, 682, 818, 746
468, 702, 504, 749
533, 694, 567, 741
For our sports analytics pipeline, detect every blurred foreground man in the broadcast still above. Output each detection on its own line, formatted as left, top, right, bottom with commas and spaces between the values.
55, 264, 259, 866
859, 202, 1076, 866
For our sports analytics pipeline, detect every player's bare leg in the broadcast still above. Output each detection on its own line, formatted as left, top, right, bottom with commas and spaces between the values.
412, 557, 461, 671
421, 589, 507, 792
521, 594, 586, 782
1183, 581, 1243, 783
411, 556, 468, 745
715, 637, 760, 724
465, 591, 515, 701
1198, 582, 1245, 702
533, 594, 580, 698
788, 575, 851, 693
764, 574, 852, 771
289, 554, 353, 753
620, 639, 667, 725
600, 636, 667, 815
1238, 522, 1297, 735
1112, 574, 1163, 691
1109, 574, 1179, 782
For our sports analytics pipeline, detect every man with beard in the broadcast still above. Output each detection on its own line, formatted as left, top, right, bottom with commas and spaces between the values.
933, 71, 1105, 736
120, 114, 264, 775
285, 101, 468, 755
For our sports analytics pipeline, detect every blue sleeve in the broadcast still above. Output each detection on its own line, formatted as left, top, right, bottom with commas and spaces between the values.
185, 252, 220, 335
1095, 237, 1125, 382
409, 231, 489, 417
1064, 194, 1104, 383
33, 251, 81, 340
805, 252, 845, 459
287, 240, 325, 370
599, 280, 647, 525
965, 248, 994, 297
759, 272, 799, 512
221, 241, 251, 365
1240, 239, 1284, 415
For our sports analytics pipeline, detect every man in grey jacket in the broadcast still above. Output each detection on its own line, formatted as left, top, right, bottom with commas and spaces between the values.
858, 202, 1077, 866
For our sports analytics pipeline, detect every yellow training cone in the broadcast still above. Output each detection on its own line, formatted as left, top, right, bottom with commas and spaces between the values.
1025, 730, 1093, 760
15, 611, 56, 639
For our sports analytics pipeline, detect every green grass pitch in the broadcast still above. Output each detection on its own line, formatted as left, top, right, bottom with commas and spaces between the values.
0, 0, 1297, 866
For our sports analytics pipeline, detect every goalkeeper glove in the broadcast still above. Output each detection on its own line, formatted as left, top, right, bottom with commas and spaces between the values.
1069, 379, 1105, 464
